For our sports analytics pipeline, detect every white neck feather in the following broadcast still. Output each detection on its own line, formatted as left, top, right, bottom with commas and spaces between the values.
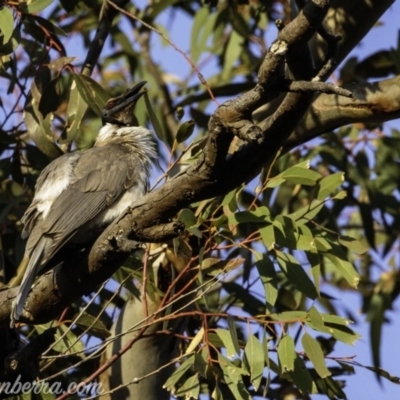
95, 124, 157, 161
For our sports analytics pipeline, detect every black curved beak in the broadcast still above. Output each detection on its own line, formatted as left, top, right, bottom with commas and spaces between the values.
102, 81, 147, 126
121, 81, 147, 103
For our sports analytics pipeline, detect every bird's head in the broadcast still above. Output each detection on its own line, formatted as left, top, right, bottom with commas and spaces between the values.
101, 81, 147, 127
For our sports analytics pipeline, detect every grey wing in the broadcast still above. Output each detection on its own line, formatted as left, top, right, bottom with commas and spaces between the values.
21, 152, 81, 239
26, 144, 141, 264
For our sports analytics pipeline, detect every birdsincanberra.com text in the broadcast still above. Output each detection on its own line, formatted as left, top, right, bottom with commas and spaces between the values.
0, 376, 103, 397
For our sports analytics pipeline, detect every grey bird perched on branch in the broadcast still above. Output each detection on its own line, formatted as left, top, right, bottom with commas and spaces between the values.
11, 81, 156, 326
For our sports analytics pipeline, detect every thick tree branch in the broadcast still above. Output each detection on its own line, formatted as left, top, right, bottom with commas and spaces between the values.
1, 0, 398, 329
285, 75, 400, 150
80, 0, 130, 76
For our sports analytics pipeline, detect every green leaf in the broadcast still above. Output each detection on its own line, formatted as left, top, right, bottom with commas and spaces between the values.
262, 331, 272, 397
191, 7, 210, 63
307, 306, 324, 329
24, 90, 62, 159
273, 219, 315, 251
194, 351, 208, 376
222, 30, 242, 81
74, 313, 111, 339
286, 199, 325, 225
59, 77, 88, 144
143, 90, 166, 143
338, 235, 368, 254
178, 208, 198, 228
265, 177, 286, 188
288, 354, 317, 394
48, 56, 77, 71
306, 314, 361, 345
50, 325, 84, 355
223, 282, 265, 315
358, 202, 376, 248
368, 293, 385, 373
269, 311, 308, 322
227, 208, 271, 225
302, 333, 331, 378
200, 257, 244, 275
174, 374, 200, 399
304, 247, 321, 295
0, 19, 20, 57
23, 0, 53, 13
230, 7, 250, 37
33, 14, 67, 36
312, 374, 347, 399
0, 7, 14, 45
212, 383, 224, 400
176, 119, 195, 143
222, 189, 238, 215
314, 236, 331, 252
255, 254, 278, 311
227, 316, 241, 357
276, 250, 319, 300
278, 165, 321, 186
259, 223, 275, 249
185, 327, 204, 355
163, 355, 194, 390
73, 73, 108, 117
150, 0, 182, 17
317, 172, 344, 200
219, 353, 251, 400
278, 334, 296, 372
332, 189, 347, 199
215, 328, 239, 358
323, 250, 360, 288
208, 332, 224, 349
38, 76, 62, 118
244, 335, 264, 391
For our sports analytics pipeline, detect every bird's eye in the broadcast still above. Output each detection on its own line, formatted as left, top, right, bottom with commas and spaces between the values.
106, 101, 115, 109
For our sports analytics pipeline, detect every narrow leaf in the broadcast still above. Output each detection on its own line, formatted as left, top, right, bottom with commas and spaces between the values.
338, 235, 368, 254
185, 327, 204, 355
317, 172, 344, 200
227, 316, 241, 356
143, 91, 166, 143
216, 328, 239, 358
60, 78, 88, 144
276, 250, 319, 300
323, 251, 359, 288
163, 355, 194, 390
302, 333, 331, 378
244, 335, 264, 391
307, 306, 324, 329
24, 0, 53, 13
0, 7, 14, 44
289, 354, 317, 394
279, 166, 321, 186
255, 254, 278, 311
73, 73, 108, 116
278, 334, 296, 372
48, 56, 77, 71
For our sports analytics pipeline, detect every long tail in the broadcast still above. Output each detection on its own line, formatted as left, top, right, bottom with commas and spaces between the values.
11, 239, 47, 327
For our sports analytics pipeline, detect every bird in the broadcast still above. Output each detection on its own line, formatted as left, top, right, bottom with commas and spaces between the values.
10, 81, 156, 326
